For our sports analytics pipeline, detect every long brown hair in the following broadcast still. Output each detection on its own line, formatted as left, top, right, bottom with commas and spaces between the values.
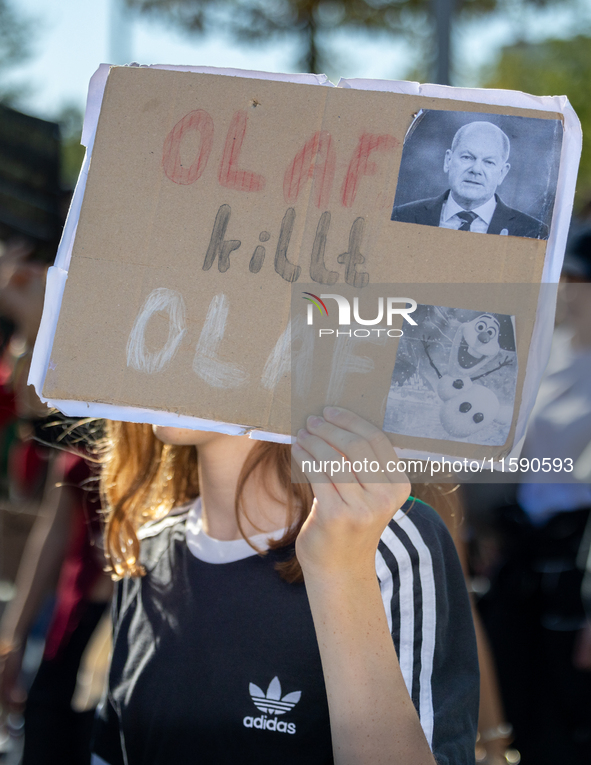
101, 421, 313, 582
101, 421, 457, 582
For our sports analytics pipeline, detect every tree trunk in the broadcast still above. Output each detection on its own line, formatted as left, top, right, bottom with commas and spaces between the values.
303, 10, 319, 73
433, 0, 456, 85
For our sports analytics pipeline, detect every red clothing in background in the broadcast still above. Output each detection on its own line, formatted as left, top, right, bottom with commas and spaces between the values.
42, 452, 105, 660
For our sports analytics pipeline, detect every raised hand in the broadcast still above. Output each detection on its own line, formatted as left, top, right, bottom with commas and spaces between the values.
292, 406, 410, 579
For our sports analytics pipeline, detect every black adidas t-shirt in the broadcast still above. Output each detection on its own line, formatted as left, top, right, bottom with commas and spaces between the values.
92, 499, 479, 765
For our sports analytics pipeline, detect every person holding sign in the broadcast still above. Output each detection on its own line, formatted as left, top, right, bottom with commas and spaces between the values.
91, 409, 478, 765
391, 121, 550, 239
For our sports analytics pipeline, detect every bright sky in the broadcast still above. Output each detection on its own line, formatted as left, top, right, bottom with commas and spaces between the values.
5, 0, 589, 123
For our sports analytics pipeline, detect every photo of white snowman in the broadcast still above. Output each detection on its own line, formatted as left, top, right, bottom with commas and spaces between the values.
383, 305, 517, 446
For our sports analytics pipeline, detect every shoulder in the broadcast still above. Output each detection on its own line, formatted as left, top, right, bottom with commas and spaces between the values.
379, 497, 453, 567
112, 507, 192, 621
377, 498, 467, 627
136, 506, 191, 570
391, 192, 447, 223
137, 507, 190, 541
493, 197, 549, 239
379, 497, 473, 636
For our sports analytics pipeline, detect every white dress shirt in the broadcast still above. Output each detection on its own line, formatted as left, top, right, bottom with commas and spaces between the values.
439, 194, 497, 233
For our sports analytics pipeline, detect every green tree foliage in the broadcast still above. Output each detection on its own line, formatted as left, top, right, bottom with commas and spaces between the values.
57, 105, 85, 190
126, 0, 508, 74
484, 35, 591, 205
127, 0, 573, 81
0, 0, 32, 104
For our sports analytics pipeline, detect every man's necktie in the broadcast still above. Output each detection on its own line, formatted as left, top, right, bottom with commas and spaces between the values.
457, 210, 478, 231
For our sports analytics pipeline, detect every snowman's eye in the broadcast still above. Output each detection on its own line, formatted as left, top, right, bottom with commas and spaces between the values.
487, 329, 495, 336
459, 402, 472, 413
476, 323, 485, 331
453, 379, 464, 389
473, 412, 484, 423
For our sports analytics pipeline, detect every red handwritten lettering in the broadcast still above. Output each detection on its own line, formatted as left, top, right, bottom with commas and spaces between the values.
162, 110, 214, 185
340, 133, 398, 208
218, 110, 266, 192
283, 131, 335, 209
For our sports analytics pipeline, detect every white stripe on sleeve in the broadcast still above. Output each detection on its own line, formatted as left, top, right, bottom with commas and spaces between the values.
395, 511, 437, 747
377, 525, 415, 697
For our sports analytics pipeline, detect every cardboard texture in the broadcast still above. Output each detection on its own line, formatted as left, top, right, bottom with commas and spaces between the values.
31, 65, 581, 461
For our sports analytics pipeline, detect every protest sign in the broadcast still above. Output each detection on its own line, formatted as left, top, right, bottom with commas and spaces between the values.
29, 64, 581, 462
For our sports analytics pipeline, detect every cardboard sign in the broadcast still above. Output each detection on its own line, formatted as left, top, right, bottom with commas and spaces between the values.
30, 65, 581, 462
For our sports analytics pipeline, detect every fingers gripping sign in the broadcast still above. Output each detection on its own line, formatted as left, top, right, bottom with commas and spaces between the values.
292, 407, 411, 577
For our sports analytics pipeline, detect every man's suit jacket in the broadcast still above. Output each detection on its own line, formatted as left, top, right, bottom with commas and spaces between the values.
391, 191, 549, 240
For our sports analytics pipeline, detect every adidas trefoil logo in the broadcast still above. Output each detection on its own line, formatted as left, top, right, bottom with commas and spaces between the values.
243, 676, 301, 734
249, 676, 301, 715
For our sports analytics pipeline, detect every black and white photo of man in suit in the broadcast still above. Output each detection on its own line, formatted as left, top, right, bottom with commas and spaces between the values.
391, 121, 549, 240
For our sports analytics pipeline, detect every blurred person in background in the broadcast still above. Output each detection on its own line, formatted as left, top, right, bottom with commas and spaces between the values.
0, 103, 68, 505
0, 226, 112, 763
0, 241, 112, 765
421, 485, 514, 765
476, 226, 591, 765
